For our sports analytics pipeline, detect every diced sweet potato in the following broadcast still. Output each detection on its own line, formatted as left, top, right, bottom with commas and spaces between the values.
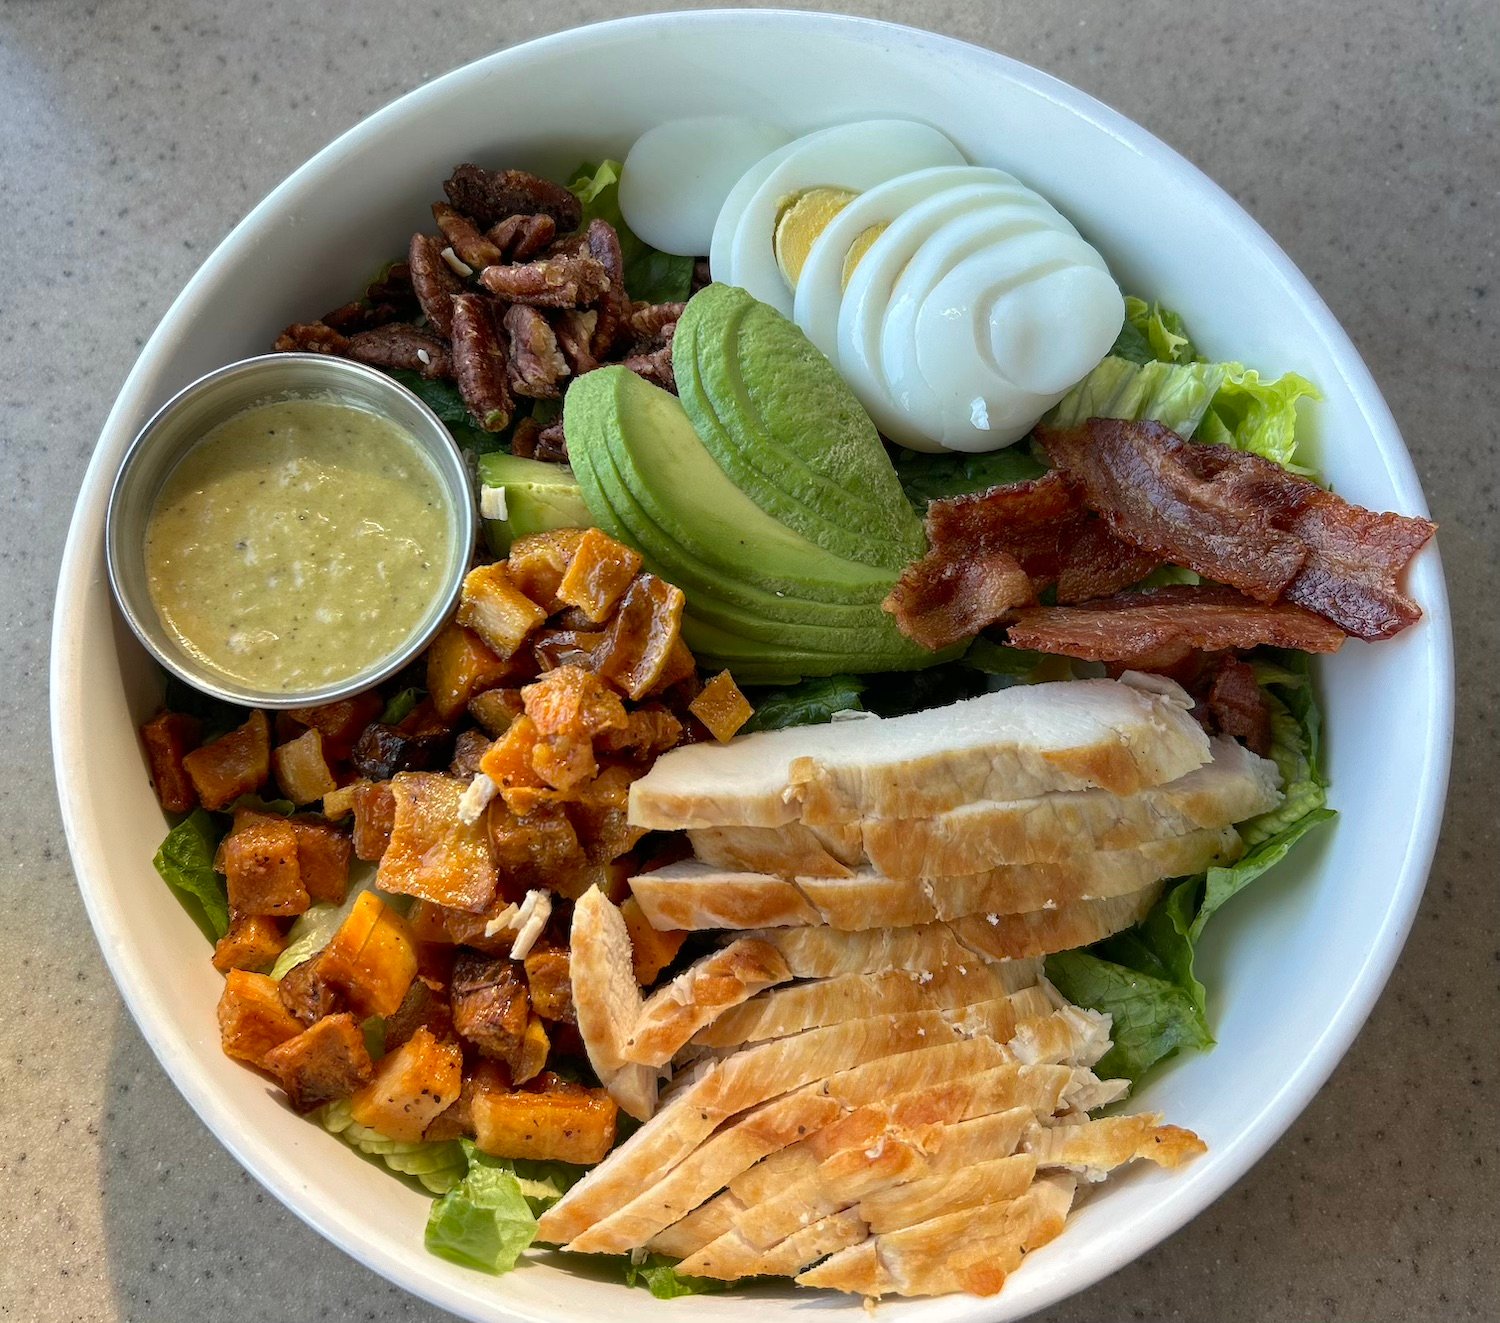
349, 1027, 463, 1141
523, 945, 575, 1023
468, 688, 526, 738
317, 891, 418, 1017
450, 728, 493, 779
278, 957, 342, 1025
457, 562, 547, 659
272, 729, 339, 805
487, 800, 587, 894
596, 574, 686, 700
532, 628, 605, 674
425, 1059, 508, 1142
506, 528, 588, 611
351, 780, 397, 861
565, 763, 646, 865
212, 911, 287, 973
531, 734, 595, 794
377, 772, 498, 911
555, 528, 643, 623
220, 810, 309, 917
384, 975, 455, 1053
621, 894, 686, 985
286, 692, 383, 760
405, 899, 515, 955
288, 816, 352, 904
595, 705, 683, 760
688, 670, 753, 743
472, 1075, 617, 1164
218, 969, 302, 1066
512, 1014, 550, 1086
479, 714, 544, 792
647, 635, 698, 697
352, 713, 455, 782
182, 709, 271, 811
522, 665, 627, 739
427, 622, 528, 722
322, 781, 360, 820
140, 710, 202, 813
450, 951, 531, 1064
263, 1012, 373, 1112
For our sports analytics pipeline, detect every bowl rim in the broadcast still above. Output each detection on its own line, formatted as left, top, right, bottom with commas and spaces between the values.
49, 9, 1455, 1321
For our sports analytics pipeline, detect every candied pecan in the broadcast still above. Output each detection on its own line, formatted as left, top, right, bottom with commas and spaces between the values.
626, 301, 685, 345
444, 164, 582, 232
408, 232, 464, 338
551, 308, 599, 375
691, 257, 712, 294
432, 201, 502, 271
479, 250, 609, 308
274, 322, 350, 355
451, 293, 513, 432
366, 260, 418, 313
346, 323, 452, 379
321, 301, 368, 332
503, 304, 569, 399
534, 421, 568, 463
622, 342, 675, 393
585, 220, 629, 355
487, 213, 557, 262
510, 415, 542, 459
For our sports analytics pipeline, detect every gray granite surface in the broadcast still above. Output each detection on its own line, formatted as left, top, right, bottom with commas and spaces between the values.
3, 0, 1496, 1319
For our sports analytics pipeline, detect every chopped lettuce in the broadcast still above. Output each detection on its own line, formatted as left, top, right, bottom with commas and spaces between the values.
1196, 367, 1321, 472
1113, 296, 1196, 364
320, 1099, 467, 1194
152, 809, 230, 941
1046, 356, 1228, 438
570, 161, 694, 305
425, 1142, 541, 1274
379, 686, 425, 725
621, 1254, 733, 1299
741, 675, 865, 732
892, 444, 1047, 508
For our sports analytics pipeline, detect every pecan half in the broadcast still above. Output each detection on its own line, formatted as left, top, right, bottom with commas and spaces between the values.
551, 308, 599, 376
274, 322, 350, 355
432, 202, 502, 271
321, 300, 404, 334
622, 342, 675, 393
366, 260, 418, 312
503, 304, 569, 399
534, 420, 569, 463
444, 164, 582, 232
408, 232, 464, 338
626, 300, 685, 347
584, 219, 629, 356
487, 213, 557, 262
451, 293, 513, 431
346, 323, 453, 379
478, 250, 609, 308
691, 257, 712, 294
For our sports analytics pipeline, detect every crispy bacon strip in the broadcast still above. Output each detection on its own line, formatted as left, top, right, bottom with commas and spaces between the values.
1055, 520, 1161, 604
883, 544, 1033, 651
1204, 656, 1272, 757
1006, 585, 1345, 670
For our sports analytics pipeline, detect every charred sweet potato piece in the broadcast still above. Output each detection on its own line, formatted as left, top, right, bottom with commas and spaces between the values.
182, 710, 271, 810
263, 1012, 373, 1112
479, 714, 545, 794
523, 945, 574, 1024
648, 636, 699, 698
407, 898, 515, 956
427, 622, 528, 722
384, 975, 456, 1053
468, 688, 526, 738
286, 693, 383, 760
351, 718, 452, 782
288, 816, 352, 905
595, 705, 683, 760
511, 1013, 550, 1086
458, 563, 547, 660
218, 970, 303, 1068
277, 956, 342, 1026
688, 670, 753, 743
621, 894, 686, 985
596, 574, 686, 700
487, 799, 588, 893
377, 772, 498, 911
212, 912, 287, 974
555, 528, 643, 623
425, 1059, 508, 1142
507, 529, 588, 611
472, 1074, 617, 1165
316, 891, 418, 1017
349, 1027, 464, 1142
220, 810, 309, 917
272, 729, 339, 805
532, 628, 605, 674
450, 729, 493, 779
450, 951, 531, 1064
351, 780, 397, 861
565, 763, 646, 865
140, 710, 202, 813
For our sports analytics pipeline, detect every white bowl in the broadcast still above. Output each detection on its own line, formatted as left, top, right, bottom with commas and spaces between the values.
50, 11, 1453, 1322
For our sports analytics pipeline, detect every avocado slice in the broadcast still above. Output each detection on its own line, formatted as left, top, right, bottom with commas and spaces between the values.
674, 284, 925, 571
476, 451, 592, 554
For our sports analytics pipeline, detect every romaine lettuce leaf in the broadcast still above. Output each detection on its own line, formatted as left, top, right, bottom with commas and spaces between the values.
425, 1141, 539, 1274
1112, 296, 1196, 364
1196, 366, 1321, 472
570, 161, 694, 304
1046, 356, 1228, 437
320, 1098, 467, 1194
622, 1254, 733, 1299
152, 809, 230, 941
379, 686, 424, 725
892, 445, 1047, 508
741, 675, 865, 732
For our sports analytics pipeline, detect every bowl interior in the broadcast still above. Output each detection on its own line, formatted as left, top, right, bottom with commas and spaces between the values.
51, 12, 1452, 1323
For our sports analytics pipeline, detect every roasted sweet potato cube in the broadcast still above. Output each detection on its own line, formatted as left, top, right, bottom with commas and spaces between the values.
468, 688, 526, 738
278, 957, 342, 1026
406, 898, 515, 955
286, 692, 382, 759
511, 1013, 550, 1086
688, 670, 753, 743
349, 1027, 464, 1141
220, 810, 309, 917
425, 1059, 508, 1142
217, 969, 302, 1066
595, 705, 683, 760
647, 635, 698, 697
488, 800, 587, 893
427, 622, 528, 722
351, 780, 397, 861
384, 975, 456, 1053
522, 665, 627, 739
507, 528, 588, 611
212, 911, 287, 973
317, 891, 418, 1017
532, 628, 605, 674
450, 728, 493, 779
450, 951, 531, 1063
322, 781, 360, 820
565, 764, 647, 865
182, 709, 271, 810
272, 729, 339, 805
472, 1077, 617, 1164
621, 894, 686, 985
377, 772, 498, 911
479, 714, 544, 792
556, 528, 644, 623
457, 562, 547, 659
263, 1012, 373, 1112
141, 710, 202, 813
288, 816, 352, 904
523, 945, 574, 1024
596, 574, 686, 700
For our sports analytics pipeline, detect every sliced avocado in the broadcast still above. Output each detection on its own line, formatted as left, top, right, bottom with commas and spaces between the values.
476, 451, 592, 554
674, 284, 925, 571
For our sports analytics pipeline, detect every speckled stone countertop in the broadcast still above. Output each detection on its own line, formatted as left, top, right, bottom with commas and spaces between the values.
3, 1, 1496, 1319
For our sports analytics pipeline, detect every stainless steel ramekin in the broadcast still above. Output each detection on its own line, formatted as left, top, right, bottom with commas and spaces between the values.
104, 353, 476, 709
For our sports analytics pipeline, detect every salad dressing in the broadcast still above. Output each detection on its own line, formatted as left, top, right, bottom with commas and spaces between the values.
144, 398, 453, 692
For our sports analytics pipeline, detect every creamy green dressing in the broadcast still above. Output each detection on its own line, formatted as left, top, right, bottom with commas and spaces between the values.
145, 398, 453, 692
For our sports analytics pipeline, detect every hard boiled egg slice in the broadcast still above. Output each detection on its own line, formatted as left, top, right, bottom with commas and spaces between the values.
718, 120, 965, 316
620, 116, 791, 257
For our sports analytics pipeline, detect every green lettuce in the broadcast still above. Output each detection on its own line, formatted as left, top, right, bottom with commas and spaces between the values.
570, 161, 694, 305
1046, 356, 1228, 438
425, 1142, 541, 1274
741, 675, 865, 732
1111, 296, 1196, 365
152, 809, 230, 941
386, 370, 502, 456
892, 445, 1047, 508
1196, 367, 1321, 472
621, 1254, 733, 1299
320, 1099, 467, 1194
379, 686, 425, 725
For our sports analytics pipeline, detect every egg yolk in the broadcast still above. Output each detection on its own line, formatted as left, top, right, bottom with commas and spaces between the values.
773, 187, 858, 289
840, 223, 890, 289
